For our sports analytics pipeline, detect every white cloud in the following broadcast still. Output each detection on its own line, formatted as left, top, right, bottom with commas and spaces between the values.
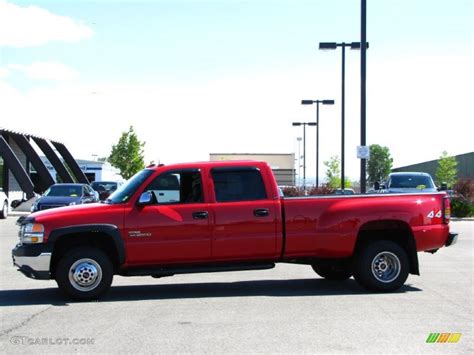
0, 54, 472, 181
8, 62, 79, 81
0, 1, 93, 47
0, 67, 9, 78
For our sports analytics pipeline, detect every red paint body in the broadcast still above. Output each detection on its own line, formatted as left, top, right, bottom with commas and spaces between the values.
31, 161, 451, 268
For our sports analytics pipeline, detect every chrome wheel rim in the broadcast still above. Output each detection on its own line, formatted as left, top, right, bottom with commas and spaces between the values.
69, 258, 102, 291
371, 251, 401, 283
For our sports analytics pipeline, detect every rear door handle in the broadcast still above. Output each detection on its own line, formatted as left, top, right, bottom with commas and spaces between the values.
192, 211, 209, 220
254, 208, 269, 217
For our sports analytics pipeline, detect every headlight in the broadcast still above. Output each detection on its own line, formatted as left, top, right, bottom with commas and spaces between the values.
21, 223, 44, 244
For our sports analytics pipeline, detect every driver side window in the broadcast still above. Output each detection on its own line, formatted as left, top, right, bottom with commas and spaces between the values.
144, 170, 203, 204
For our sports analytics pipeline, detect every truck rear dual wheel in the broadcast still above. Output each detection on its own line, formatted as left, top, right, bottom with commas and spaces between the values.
311, 263, 352, 281
353, 240, 409, 292
55, 247, 113, 301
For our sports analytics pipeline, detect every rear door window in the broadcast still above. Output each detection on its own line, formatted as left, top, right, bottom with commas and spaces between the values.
211, 168, 267, 202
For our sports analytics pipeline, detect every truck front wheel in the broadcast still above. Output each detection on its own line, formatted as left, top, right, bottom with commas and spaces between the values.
311, 263, 352, 281
353, 240, 409, 292
55, 247, 113, 301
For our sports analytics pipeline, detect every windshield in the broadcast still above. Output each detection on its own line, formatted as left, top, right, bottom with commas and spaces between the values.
45, 185, 82, 197
389, 175, 434, 189
106, 169, 154, 204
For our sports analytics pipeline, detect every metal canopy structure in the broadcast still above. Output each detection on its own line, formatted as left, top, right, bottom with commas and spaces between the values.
52, 141, 89, 184
0, 128, 90, 197
32, 137, 74, 183
8, 133, 55, 192
0, 135, 36, 199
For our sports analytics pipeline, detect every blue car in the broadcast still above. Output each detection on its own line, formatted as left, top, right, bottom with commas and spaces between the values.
31, 184, 99, 212
382, 172, 437, 194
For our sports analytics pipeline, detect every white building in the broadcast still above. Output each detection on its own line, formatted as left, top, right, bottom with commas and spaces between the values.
40, 157, 123, 183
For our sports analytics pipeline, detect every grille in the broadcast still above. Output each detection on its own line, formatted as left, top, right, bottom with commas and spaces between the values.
39, 204, 66, 210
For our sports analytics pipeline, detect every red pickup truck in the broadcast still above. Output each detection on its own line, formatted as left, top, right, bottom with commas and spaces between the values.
12, 161, 457, 300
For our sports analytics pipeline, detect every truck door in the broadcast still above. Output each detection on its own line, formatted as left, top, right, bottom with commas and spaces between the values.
124, 169, 212, 265
209, 167, 279, 261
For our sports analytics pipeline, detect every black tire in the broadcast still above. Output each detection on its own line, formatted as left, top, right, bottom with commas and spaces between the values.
1, 200, 7, 219
55, 247, 113, 301
311, 263, 352, 281
353, 240, 409, 292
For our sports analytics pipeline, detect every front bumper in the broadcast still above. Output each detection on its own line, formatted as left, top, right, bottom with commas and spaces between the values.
12, 243, 52, 280
445, 233, 458, 247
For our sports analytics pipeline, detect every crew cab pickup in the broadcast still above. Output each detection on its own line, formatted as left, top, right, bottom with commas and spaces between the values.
12, 161, 457, 300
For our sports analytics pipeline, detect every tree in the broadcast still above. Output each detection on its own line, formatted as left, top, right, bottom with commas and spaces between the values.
367, 144, 393, 186
108, 126, 146, 179
324, 155, 351, 189
436, 151, 458, 188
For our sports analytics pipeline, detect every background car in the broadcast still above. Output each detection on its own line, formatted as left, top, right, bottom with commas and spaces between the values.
91, 181, 121, 201
31, 183, 99, 212
381, 172, 437, 193
0, 188, 8, 219
333, 188, 356, 195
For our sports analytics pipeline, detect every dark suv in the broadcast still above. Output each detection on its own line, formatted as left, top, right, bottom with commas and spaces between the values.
91, 181, 120, 201
31, 184, 99, 212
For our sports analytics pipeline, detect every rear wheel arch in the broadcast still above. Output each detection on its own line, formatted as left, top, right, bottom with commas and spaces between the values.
355, 220, 419, 275
48, 224, 125, 276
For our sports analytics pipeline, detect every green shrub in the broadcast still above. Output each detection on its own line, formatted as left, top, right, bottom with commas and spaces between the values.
451, 197, 473, 218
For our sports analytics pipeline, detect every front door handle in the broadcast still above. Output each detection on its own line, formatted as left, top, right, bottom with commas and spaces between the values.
254, 208, 269, 217
193, 211, 209, 220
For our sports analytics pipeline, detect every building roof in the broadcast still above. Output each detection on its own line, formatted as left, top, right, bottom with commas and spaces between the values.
392, 152, 474, 179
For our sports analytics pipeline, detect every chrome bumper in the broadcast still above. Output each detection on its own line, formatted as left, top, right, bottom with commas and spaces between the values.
12, 244, 51, 279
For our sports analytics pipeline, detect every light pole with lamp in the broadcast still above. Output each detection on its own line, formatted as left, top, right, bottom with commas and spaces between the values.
292, 122, 316, 189
296, 137, 302, 186
319, 41, 368, 191
301, 99, 335, 188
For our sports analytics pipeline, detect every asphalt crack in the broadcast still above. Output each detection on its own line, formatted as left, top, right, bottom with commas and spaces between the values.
1, 306, 53, 336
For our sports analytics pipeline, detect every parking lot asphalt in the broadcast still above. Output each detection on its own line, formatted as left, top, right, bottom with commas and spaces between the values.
0, 217, 472, 353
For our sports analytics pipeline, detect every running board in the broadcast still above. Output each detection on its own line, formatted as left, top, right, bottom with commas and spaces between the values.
121, 262, 275, 277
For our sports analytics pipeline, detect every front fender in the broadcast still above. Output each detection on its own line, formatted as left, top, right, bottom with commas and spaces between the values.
48, 224, 126, 264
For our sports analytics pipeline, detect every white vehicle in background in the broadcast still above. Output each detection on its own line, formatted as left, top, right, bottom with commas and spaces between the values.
0, 188, 8, 219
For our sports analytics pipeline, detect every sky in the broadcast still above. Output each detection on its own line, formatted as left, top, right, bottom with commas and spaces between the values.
0, 0, 473, 182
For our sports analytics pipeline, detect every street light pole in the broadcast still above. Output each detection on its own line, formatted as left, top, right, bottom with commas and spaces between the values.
301, 99, 335, 188
361, 0, 368, 193
303, 124, 306, 188
341, 44, 346, 191
316, 101, 320, 187
296, 137, 302, 186
292, 122, 317, 189
319, 41, 368, 191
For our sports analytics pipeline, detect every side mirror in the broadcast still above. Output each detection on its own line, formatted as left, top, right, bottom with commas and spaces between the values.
440, 182, 448, 191
137, 191, 154, 207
